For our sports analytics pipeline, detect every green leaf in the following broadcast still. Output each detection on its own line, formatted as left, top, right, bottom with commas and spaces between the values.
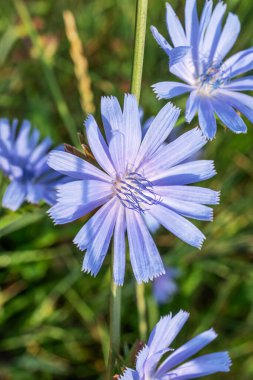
0, 210, 45, 238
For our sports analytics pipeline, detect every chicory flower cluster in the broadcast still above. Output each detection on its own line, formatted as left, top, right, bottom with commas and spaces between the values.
1, 0, 251, 377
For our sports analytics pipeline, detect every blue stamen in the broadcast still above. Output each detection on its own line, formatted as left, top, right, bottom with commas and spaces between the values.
114, 171, 160, 213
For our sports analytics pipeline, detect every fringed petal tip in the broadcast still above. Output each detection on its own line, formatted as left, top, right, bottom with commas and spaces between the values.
136, 268, 166, 285
225, 352, 233, 370
101, 95, 119, 104
214, 351, 232, 372
81, 260, 94, 275
151, 84, 167, 100
167, 101, 181, 116
199, 119, 217, 141
196, 235, 206, 250
185, 126, 209, 148
207, 134, 216, 141
155, 100, 181, 118
55, 185, 66, 200
199, 236, 206, 249
47, 202, 78, 226
184, 124, 213, 145
151, 84, 186, 104
215, 190, 221, 204
192, 126, 208, 141
176, 309, 189, 318
209, 209, 214, 222
83, 114, 94, 127
73, 239, 85, 252
136, 343, 148, 360
151, 268, 166, 282
124, 93, 137, 102
208, 161, 217, 177
46, 208, 58, 225
81, 262, 99, 278
159, 310, 190, 323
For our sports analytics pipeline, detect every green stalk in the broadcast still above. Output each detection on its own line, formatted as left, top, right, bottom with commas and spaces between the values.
131, 0, 149, 343
107, 270, 121, 380
108, 0, 148, 376
130, 0, 149, 102
136, 283, 147, 341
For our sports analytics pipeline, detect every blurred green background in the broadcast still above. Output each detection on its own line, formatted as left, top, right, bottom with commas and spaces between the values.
0, 0, 253, 379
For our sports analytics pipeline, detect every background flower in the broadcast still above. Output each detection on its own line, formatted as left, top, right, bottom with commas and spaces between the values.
0, 119, 65, 211
153, 266, 180, 304
120, 310, 231, 380
48, 94, 219, 285
151, 0, 253, 139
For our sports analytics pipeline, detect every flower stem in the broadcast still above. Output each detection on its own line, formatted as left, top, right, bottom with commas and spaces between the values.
130, 0, 148, 102
107, 1, 148, 377
136, 283, 147, 341
107, 265, 121, 380
131, 0, 149, 343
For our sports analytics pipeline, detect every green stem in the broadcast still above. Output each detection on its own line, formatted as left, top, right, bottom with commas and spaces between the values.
130, 0, 148, 102
107, 267, 121, 380
136, 283, 147, 341
107, 0, 148, 377
131, 0, 149, 343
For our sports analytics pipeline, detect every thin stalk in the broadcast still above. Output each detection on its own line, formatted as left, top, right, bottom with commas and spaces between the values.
136, 283, 147, 341
107, 0, 148, 376
130, 0, 148, 102
107, 272, 121, 380
131, 0, 149, 343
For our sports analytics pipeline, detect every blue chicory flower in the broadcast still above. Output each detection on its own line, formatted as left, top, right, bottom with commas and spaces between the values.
48, 94, 219, 285
151, 0, 253, 139
119, 310, 231, 379
153, 266, 179, 304
0, 119, 65, 211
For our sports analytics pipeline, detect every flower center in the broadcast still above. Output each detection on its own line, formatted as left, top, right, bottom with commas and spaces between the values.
197, 59, 230, 94
113, 171, 160, 213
